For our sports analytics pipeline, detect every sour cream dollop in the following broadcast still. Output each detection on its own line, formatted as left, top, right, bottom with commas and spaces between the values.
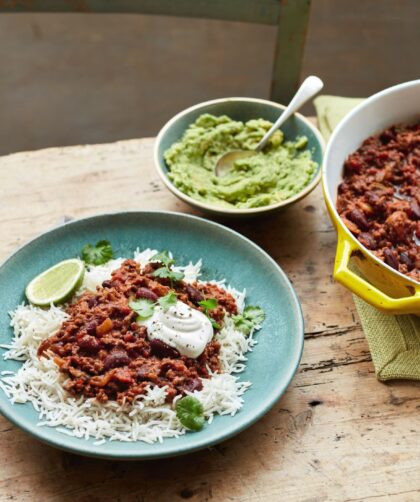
143, 301, 213, 359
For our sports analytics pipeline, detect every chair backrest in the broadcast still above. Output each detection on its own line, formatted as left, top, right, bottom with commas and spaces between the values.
0, 0, 311, 104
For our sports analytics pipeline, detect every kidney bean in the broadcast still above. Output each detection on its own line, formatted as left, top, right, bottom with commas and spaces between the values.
77, 335, 99, 353
379, 129, 395, 144
348, 208, 370, 231
142, 263, 160, 275
344, 158, 363, 174
413, 225, 420, 246
102, 280, 112, 288
400, 252, 414, 270
150, 338, 180, 359
135, 287, 158, 302
86, 320, 97, 336
365, 191, 387, 215
103, 350, 131, 370
123, 333, 136, 343
182, 378, 203, 393
114, 305, 133, 318
409, 200, 420, 220
136, 366, 151, 380
185, 284, 203, 303
86, 296, 97, 308
365, 191, 379, 205
337, 181, 349, 195
358, 232, 377, 250
383, 248, 399, 270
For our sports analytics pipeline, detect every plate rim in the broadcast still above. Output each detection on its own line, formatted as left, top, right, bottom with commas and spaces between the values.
0, 210, 304, 459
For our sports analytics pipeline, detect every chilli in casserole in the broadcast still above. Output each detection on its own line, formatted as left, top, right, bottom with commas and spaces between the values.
336, 123, 419, 281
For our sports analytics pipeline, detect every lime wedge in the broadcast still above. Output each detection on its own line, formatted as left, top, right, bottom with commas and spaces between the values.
25, 259, 85, 307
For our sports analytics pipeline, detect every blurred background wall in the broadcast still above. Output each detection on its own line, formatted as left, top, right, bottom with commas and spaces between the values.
0, 0, 418, 155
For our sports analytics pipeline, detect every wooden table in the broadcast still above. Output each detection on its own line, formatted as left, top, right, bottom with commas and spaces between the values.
0, 136, 419, 502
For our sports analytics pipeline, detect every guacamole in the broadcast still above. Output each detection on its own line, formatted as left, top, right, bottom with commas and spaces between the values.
164, 114, 317, 209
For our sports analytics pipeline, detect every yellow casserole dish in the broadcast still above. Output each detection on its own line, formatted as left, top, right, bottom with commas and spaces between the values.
322, 80, 420, 315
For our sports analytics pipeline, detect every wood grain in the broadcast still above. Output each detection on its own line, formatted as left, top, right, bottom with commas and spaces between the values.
0, 136, 419, 502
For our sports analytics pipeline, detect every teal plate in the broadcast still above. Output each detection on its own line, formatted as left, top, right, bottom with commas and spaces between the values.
0, 211, 303, 460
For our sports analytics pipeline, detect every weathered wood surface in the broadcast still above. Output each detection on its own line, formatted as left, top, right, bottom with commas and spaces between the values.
0, 135, 419, 502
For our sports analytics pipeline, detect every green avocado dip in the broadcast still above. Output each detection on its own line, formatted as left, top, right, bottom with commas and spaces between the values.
164, 113, 318, 209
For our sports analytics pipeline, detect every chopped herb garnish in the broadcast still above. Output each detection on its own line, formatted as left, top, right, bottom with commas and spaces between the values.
198, 298, 218, 311
176, 396, 205, 431
81, 240, 113, 266
232, 305, 265, 334
209, 318, 221, 330
152, 267, 185, 283
158, 291, 178, 310
130, 291, 178, 320
129, 298, 155, 320
150, 250, 174, 268
150, 251, 184, 285
198, 298, 220, 330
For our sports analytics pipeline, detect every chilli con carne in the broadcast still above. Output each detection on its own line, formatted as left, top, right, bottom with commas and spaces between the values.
336, 123, 420, 281
38, 259, 238, 404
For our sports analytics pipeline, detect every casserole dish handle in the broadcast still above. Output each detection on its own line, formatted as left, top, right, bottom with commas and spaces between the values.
334, 229, 420, 315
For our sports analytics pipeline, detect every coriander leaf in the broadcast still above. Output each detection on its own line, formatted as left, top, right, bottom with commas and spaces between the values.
151, 251, 174, 267
210, 318, 221, 330
152, 267, 185, 282
152, 267, 172, 279
176, 396, 205, 431
233, 305, 265, 334
243, 305, 265, 325
198, 298, 218, 311
81, 240, 113, 266
198, 298, 220, 330
129, 299, 155, 320
232, 315, 254, 334
158, 291, 177, 310
168, 269, 185, 282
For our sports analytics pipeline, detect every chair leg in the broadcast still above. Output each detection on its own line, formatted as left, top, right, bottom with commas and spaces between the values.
270, 0, 312, 105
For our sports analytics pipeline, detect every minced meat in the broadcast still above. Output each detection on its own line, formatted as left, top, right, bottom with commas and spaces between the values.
336, 123, 420, 281
38, 259, 238, 404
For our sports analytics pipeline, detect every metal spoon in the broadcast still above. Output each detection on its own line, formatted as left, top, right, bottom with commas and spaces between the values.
215, 75, 324, 177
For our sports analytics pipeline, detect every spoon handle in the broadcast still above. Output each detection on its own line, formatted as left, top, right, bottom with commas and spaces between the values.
255, 75, 324, 151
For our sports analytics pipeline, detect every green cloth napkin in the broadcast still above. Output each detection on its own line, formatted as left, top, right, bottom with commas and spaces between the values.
314, 95, 364, 140
314, 95, 420, 381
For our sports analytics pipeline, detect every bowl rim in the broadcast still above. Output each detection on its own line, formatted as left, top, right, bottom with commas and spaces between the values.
154, 96, 325, 216
322, 79, 420, 286
0, 210, 305, 460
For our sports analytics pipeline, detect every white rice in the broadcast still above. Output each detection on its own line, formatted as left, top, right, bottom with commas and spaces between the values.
0, 249, 258, 444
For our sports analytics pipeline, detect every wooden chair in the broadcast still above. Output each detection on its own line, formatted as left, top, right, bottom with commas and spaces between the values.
0, 0, 311, 104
